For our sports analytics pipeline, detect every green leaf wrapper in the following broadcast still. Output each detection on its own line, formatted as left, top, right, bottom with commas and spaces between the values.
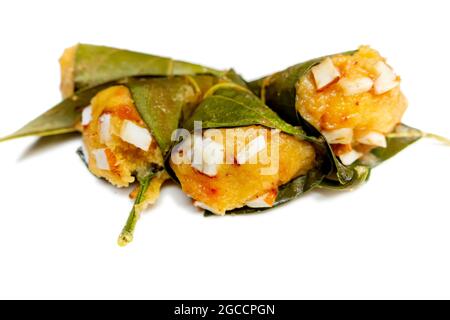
184, 83, 316, 143
1, 44, 225, 145
358, 123, 423, 168
0, 82, 113, 143
72, 44, 224, 93
0, 76, 218, 151
167, 83, 327, 215
0, 44, 230, 246
320, 124, 423, 189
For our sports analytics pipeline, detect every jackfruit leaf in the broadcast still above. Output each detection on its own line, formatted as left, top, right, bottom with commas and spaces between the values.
0, 83, 113, 143
73, 44, 224, 92
184, 83, 317, 143
128, 76, 218, 156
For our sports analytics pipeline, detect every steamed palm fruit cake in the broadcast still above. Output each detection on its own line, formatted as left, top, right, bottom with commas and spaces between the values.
80, 86, 168, 203
170, 126, 315, 215
297, 46, 407, 165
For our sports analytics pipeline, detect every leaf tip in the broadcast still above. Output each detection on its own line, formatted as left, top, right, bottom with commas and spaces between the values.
117, 231, 133, 247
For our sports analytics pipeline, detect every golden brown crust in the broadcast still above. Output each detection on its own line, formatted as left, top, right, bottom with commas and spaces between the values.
170, 126, 315, 214
297, 46, 408, 147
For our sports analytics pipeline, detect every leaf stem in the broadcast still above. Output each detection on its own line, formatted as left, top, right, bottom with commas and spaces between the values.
386, 132, 423, 139
117, 173, 154, 247
423, 132, 450, 146
387, 131, 450, 146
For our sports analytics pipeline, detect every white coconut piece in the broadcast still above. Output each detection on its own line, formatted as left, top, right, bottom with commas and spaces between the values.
311, 57, 341, 90
374, 61, 399, 95
322, 128, 353, 144
246, 193, 274, 208
191, 134, 204, 171
120, 120, 152, 151
194, 201, 223, 215
81, 106, 92, 126
190, 137, 224, 177
99, 114, 112, 143
201, 138, 224, 177
203, 138, 224, 165
339, 149, 363, 166
236, 135, 266, 165
338, 77, 373, 96
357, 131, 387, 148
92, 148, 110, 171
81, 143, 90, 163
172, 137, 192, 164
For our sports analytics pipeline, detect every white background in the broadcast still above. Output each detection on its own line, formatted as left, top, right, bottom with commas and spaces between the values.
0, 0, 449, 300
